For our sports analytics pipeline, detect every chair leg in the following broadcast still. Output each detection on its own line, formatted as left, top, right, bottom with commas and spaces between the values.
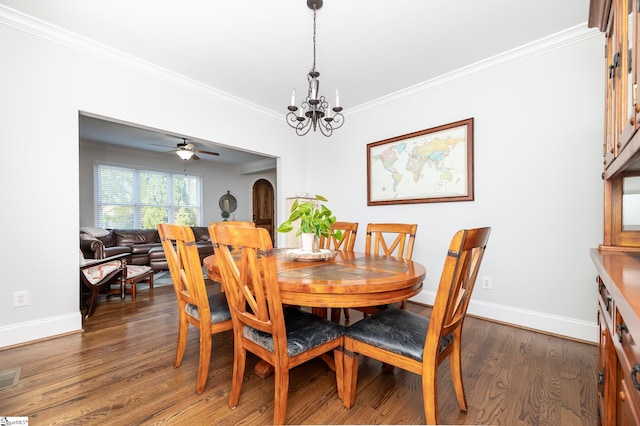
331, 308, 350, 323
174, 315, 189, 368
84, 287, 101, 318
120, 276, 126, 299
422, 369, 439, 425
229, 334, 246, 409
330, 308, 342, 323
341, 346, 360, 409
334, 348, 345, 401
312, 307, 328, 319
272, 366, 290, 425
449, 335, 467, 412
195, 331, 212, 394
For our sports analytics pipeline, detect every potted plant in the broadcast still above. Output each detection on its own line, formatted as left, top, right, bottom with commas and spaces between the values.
277, 195, 342, 250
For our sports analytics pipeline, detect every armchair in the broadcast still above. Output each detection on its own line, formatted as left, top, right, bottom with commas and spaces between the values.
79, 252, 127, 318
80, 251, 154, 318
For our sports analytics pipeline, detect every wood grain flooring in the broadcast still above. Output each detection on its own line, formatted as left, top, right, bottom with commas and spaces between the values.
0, 283, 598, 425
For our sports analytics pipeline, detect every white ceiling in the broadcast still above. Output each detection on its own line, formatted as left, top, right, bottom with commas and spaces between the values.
1, 0, 590, 163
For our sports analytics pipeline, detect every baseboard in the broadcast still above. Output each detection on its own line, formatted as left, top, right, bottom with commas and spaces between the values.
0, 312, 83, 348
411, 291, 598, 344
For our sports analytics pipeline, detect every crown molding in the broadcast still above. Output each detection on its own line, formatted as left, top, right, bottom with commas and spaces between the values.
348, 24, 602, 115
0, 5, 282, 123
1, 5, 600, 122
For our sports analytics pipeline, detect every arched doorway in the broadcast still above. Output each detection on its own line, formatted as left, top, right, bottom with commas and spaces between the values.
252, 179, 275, 243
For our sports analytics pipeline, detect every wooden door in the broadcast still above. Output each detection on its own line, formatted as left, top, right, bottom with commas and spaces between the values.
252, 179, 274, 243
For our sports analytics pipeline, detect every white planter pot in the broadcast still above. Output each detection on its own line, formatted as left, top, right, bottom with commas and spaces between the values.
300, 233, 317, 252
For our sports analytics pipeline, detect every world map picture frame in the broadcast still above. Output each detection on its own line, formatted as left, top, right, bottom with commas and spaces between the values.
367, 118, 474, 205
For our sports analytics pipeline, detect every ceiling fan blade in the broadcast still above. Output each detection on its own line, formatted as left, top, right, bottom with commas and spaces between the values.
193, 149, 220, 156
184, 143, 196, 150
191, 153, 200, 160
151, 143, 176, 149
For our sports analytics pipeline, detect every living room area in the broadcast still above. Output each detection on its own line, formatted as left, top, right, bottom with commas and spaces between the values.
77, 114, 279, 316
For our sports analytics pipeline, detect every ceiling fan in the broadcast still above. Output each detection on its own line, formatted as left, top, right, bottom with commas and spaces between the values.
153, 138, 220, 160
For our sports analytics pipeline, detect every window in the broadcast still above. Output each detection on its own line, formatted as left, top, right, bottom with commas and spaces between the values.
95, 163, 202, 229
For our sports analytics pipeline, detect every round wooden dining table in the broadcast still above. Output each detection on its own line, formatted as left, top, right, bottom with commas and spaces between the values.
203, 249, 425, 378
202, 249, 426, 310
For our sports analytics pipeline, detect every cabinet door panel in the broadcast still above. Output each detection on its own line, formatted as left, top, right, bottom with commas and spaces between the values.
621, 0, 639, 149
619, 378, 640, 424
606, 6, 620, 167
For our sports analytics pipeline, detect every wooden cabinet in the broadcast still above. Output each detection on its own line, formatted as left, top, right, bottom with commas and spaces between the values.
598, 305, 617, 425
593, 0, 640, 172
591, 0, 640, 249
592, 249, 640, 425
591, 3, 640, 421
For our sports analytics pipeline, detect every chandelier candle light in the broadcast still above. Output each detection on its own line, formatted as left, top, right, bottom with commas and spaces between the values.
286, 0, 344, 137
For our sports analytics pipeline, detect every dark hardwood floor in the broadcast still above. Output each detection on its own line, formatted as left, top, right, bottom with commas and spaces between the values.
0, 282, 598, 425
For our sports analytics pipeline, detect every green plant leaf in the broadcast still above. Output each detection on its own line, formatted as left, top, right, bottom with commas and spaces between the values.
276, 194, 338, 238
276, 221, 293, 233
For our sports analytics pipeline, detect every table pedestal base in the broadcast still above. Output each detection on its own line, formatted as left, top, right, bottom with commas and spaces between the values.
254, 360, 275, 379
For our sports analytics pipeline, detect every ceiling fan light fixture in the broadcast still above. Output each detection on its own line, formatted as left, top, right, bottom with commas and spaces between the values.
176, 149, 194, 160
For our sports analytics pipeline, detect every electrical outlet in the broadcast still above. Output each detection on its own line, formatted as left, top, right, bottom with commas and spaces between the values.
13, 290, 29, 307
482, 276, 492, 289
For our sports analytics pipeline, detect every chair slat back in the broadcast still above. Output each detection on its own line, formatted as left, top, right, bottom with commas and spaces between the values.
207, 221, 255, 282
211, 224, 285, 346
319, 221, 359, 251
209, 220, 256, 228
365, 223, 417, 260
158, 223, 210, 321
425, 227, 491, 358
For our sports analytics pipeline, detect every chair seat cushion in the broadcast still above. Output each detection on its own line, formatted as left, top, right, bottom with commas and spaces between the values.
81, 261, 122, 285
243, 307, 345, 357
185, 293, 231, 324
126, 265, 152, 280
345, 307, 452, 362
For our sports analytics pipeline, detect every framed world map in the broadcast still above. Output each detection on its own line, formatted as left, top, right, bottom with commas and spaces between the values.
367, 118, 474, 205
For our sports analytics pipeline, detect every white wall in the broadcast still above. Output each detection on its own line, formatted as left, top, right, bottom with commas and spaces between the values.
307, 27, 605, 342
79, 140, 276, 226
0, 13, 300, 347
0, 7, 605, 347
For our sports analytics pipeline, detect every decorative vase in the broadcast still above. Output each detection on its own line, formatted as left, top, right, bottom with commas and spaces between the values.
300, 232, 317, 252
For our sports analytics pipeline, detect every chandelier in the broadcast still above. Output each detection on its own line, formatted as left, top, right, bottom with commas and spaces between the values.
286, 0, 344, 137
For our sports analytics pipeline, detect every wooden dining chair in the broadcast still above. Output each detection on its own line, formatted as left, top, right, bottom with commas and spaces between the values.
207, 221, 255, 283
352, 222, 418, 316
318, 221, 359, 323
319, 221, 359, 251
210, 220, 255, 227
157, 223, 233, 395
211, 223, 345, 425
338, 227, 491, 425
365, 222, 417, 260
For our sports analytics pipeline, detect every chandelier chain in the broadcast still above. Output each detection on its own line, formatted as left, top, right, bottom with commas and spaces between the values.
312, 5, 317, 72
286, 0, 344, 137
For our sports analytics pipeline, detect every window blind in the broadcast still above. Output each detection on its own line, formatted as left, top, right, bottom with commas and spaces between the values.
95, 163, 201, 229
